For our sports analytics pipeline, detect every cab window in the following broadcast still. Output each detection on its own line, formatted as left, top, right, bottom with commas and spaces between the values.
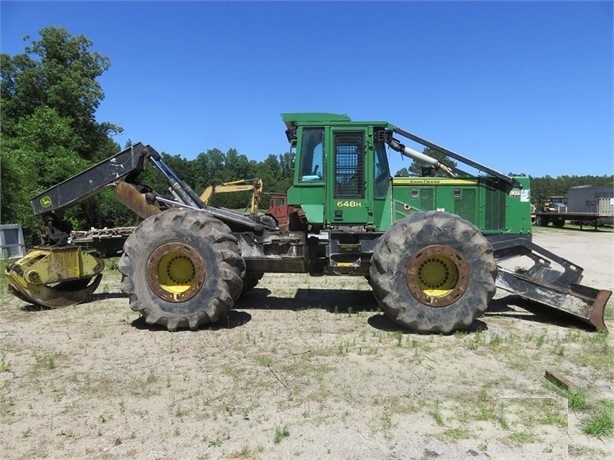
373, 141, 390, 199
299, 128, 324, 182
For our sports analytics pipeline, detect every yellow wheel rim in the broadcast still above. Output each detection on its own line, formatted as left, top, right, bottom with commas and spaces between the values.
406, 245, 469, 307
417, 255, 459, 298
147, 243, 205, 303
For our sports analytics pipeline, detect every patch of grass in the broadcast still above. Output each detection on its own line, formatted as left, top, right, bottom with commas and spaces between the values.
475, 389, 497, 421
256, 355, 273, 366
507, 431, 536, 445
273, 424, 290, 444
0, 258, 9, 293
535, 333, 547, 348
431, 400, 444, 426
582, 399, 614, 438
488, 333, 503, 347
0, 350, 10, 372
563, 389, 587, 412
443, 427, 470, 440
174, 404, 189, 418
98, 412, 112, 423
31, 350, 63, 374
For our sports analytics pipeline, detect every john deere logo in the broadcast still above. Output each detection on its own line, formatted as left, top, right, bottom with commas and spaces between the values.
40, 196, 53, 208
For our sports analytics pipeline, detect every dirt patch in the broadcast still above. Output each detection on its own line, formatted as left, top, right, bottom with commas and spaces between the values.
1, 229, 612, 459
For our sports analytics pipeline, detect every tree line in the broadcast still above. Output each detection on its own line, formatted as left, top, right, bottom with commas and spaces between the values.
0, 27, 295, 245
1, 27, 611, 246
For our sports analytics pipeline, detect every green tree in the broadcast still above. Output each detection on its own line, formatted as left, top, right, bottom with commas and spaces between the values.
394, 167, 410, 177
0, 27, 122, 243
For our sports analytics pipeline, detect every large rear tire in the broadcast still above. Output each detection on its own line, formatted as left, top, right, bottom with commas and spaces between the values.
369, 211, 497, 333
118, 209, 245, 331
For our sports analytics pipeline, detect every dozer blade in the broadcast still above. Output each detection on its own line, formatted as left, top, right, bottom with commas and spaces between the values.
494, 239, 611, 331
496, 269, 610, 331
4, 246, 104, 309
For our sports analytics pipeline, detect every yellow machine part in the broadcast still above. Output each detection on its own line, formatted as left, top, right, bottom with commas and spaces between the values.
5, 246, 104, 308
199, 178, 263, 214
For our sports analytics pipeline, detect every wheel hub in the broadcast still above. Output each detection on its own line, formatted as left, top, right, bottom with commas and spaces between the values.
406, 245, 469, 307
146, 242, 206, 303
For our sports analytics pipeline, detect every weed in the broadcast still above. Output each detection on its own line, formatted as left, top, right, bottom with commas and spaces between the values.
535, 333, 546, 347
489, 334, 502, 347
145, 369, 158, 384
32, 351, 60, 373
381, 408, 393, 432
467, 331, 484, 350
175, 404, 189, 418
256, 355, 273, 366
497, 404, 509, 430
392, 330, 403, 347
464, 388, 498, 423
273, 424, 290, 444
98, 413, 112, 423
563, 389, 587, 412
0, 350, 10, 372
582, 399, 614, 438
431, 400, 444, 426
50, 383, 65, 402
208, 438, 223, 448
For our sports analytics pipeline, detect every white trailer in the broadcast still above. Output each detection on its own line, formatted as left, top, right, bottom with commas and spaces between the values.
568, 185, 614, 225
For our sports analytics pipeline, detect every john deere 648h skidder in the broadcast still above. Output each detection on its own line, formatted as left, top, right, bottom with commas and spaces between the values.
6, 113, 610, 333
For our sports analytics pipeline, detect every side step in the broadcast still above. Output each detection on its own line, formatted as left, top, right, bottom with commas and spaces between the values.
491, 236, 611, 331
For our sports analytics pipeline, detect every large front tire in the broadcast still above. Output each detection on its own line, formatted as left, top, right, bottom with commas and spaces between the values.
369, 211, 497, 333
118, 209, 245, 331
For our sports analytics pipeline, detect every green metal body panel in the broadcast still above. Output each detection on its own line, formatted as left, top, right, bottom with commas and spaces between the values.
284, 113, 532, 236
390, 176, 531, 234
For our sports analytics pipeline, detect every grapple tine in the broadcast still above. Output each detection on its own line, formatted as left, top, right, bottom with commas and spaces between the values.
6, 273, 103, 308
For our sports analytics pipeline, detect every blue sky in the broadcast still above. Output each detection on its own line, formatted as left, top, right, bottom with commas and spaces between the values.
1, 1, 612, 178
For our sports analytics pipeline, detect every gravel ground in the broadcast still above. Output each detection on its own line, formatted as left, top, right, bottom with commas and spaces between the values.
0, 227, 612, 459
